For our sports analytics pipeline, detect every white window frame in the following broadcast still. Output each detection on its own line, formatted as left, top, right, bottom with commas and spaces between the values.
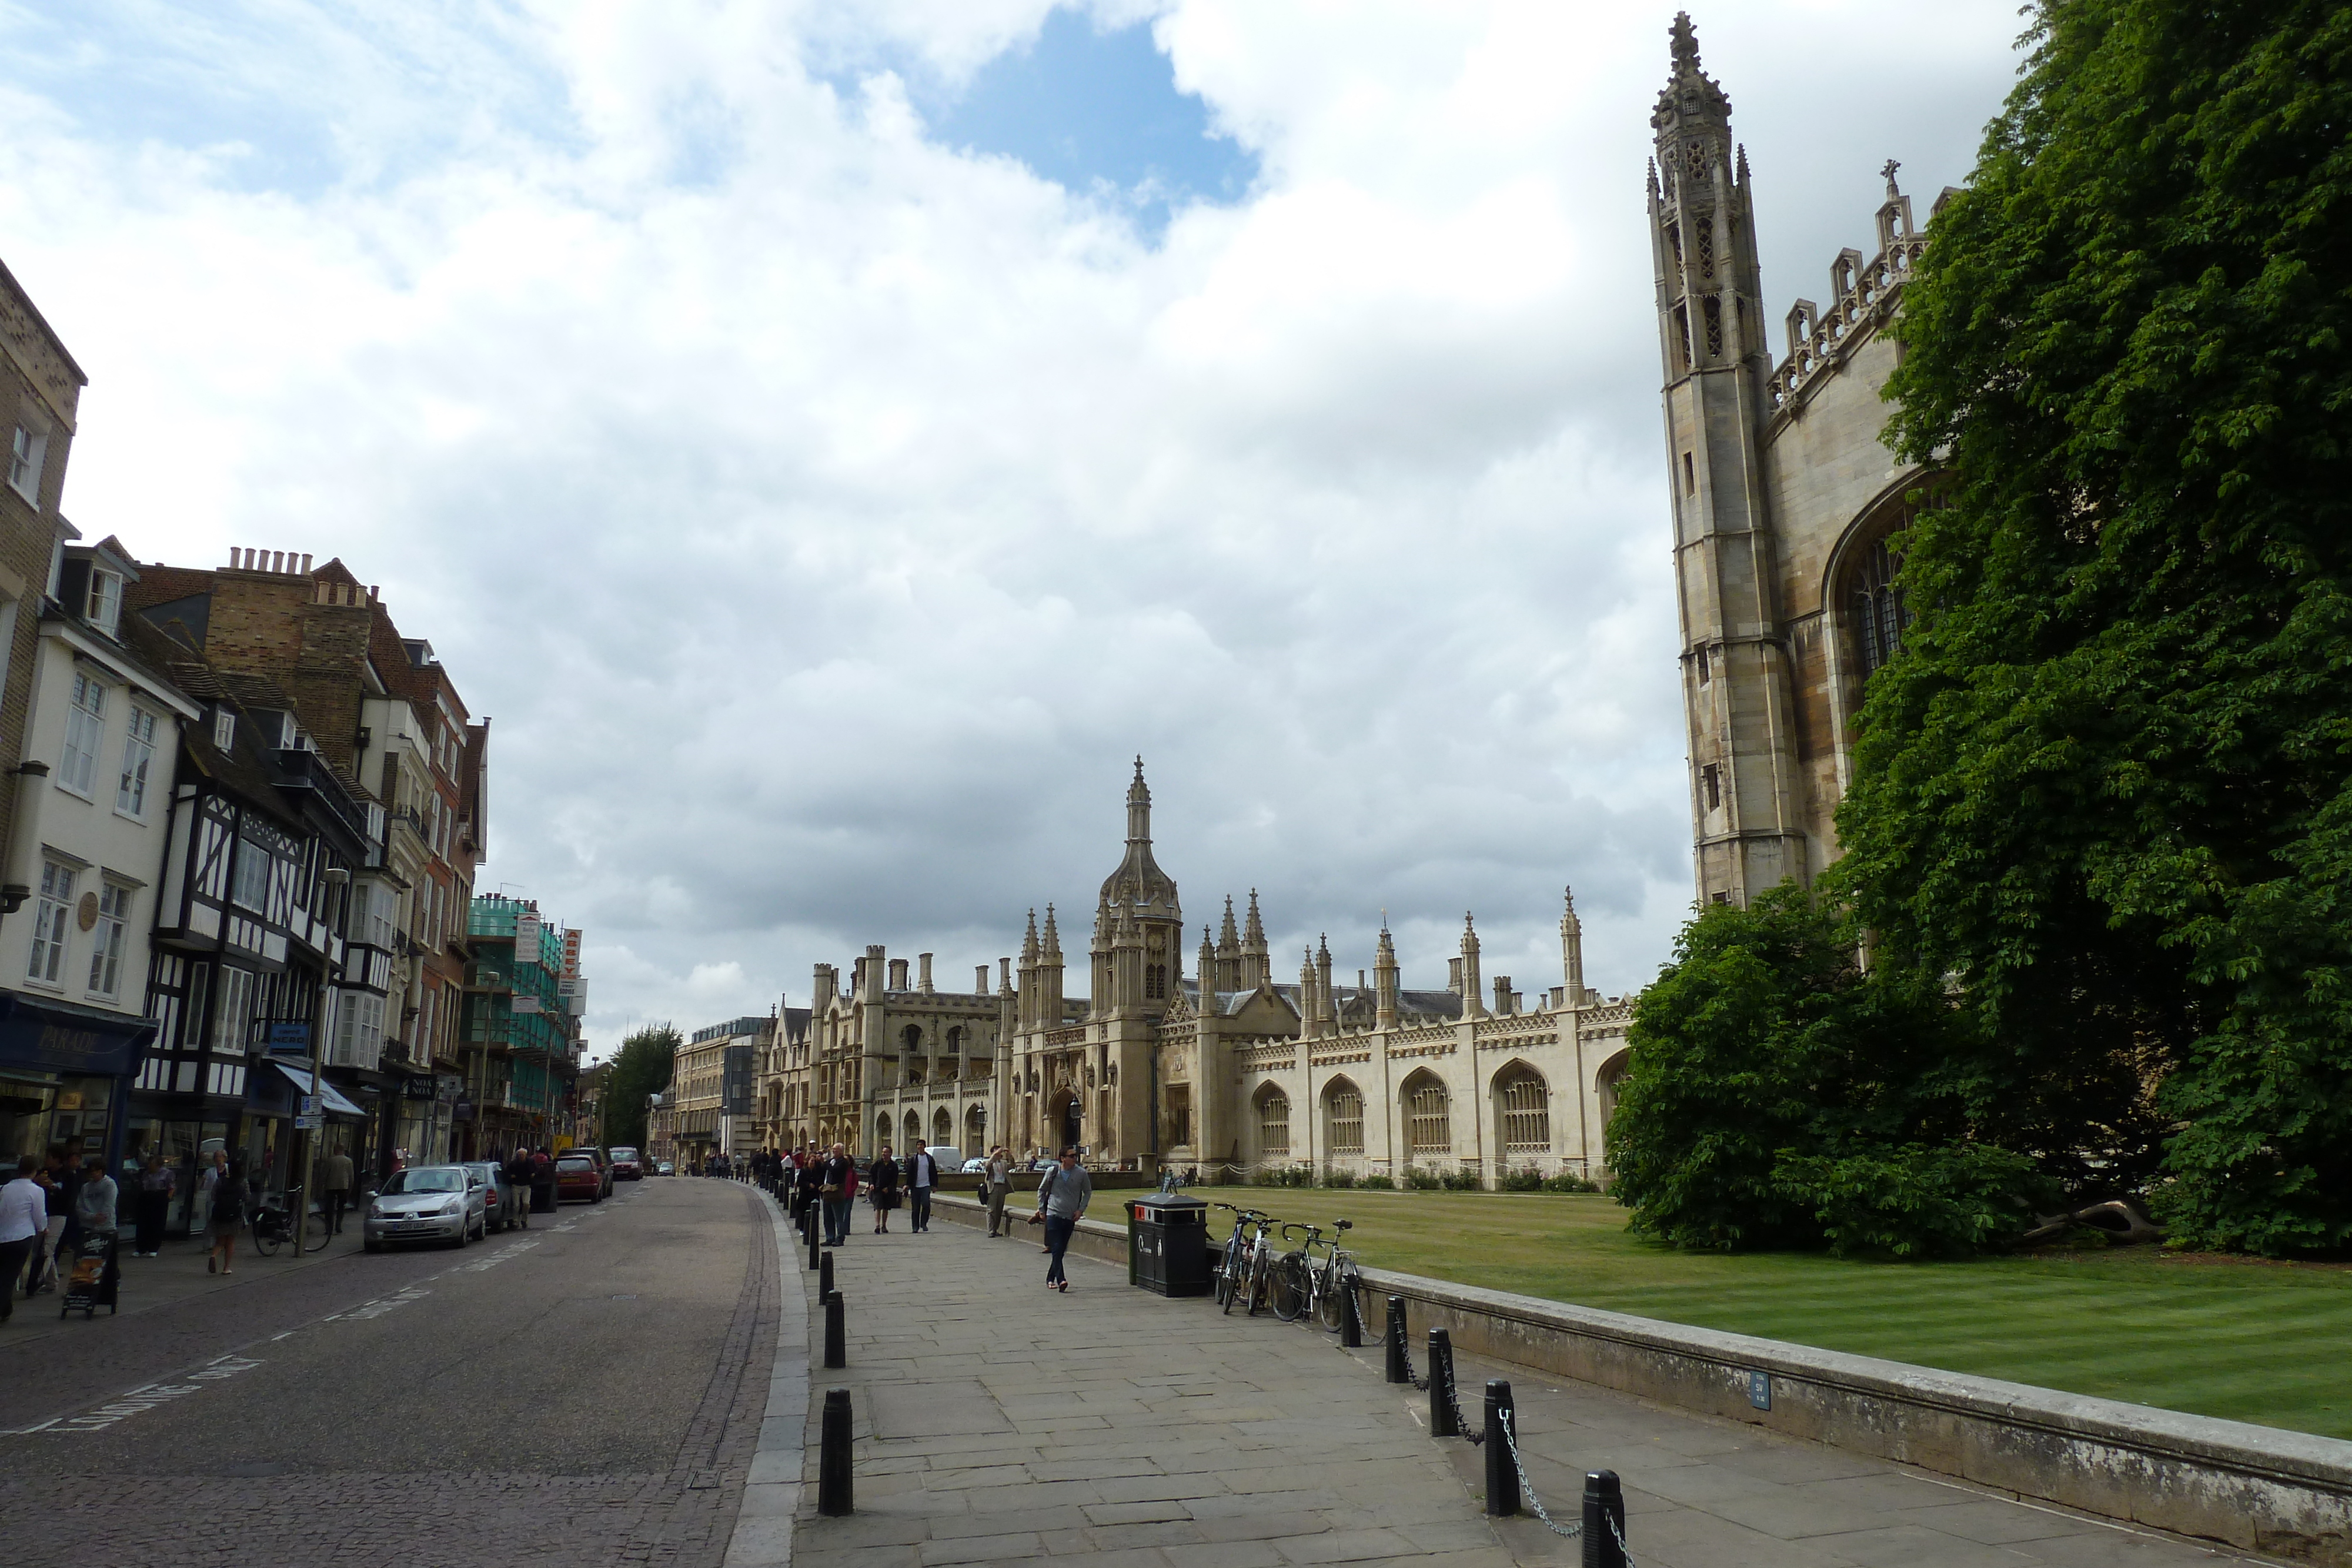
59, 672, 106, 797
116, 705, 157, 818
231, 839, 272, 912
211, 965, 255, 1056
86, 881, 131, 998
27, 859, 74, 985
213, 709, 235, 751
6, 423, 44, 505
85, 569, 122, 637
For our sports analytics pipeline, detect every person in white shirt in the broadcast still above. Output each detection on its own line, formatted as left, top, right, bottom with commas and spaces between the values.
0, 1156, 49, 1323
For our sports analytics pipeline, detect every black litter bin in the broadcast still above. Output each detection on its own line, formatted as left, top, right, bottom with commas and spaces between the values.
1131, 1192, 1211, 1296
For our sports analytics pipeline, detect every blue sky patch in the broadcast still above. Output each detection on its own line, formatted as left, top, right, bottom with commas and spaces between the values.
923, 9, 1258, 236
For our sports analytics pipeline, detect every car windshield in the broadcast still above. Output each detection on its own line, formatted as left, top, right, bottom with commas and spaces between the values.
557, 1158, 593, 1171
383, 1168, 465, 1193
611, 1148, 637, 1160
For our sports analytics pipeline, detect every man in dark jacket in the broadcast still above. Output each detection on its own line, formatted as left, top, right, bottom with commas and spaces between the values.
906, 1146, 938, 1234
795, 1148, 824, 1222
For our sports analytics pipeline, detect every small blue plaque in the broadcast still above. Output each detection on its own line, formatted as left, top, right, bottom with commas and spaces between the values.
1748, 1369, 1772, 1410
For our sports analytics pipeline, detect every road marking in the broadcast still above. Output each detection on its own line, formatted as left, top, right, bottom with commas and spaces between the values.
325, 1285, 431, 1322
11, 1354, 264, 1433
458, 1239, 540, 1273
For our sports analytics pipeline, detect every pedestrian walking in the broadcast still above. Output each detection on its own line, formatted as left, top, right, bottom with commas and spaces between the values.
1033, 1147, 1091, 1292
42, 1147, 78, 1292
320, 1146, 355, 1235
0, 1155, 45, 1321
797, 1146, 825, 1225
203, 1153, 245, 1275
984, 1146, 1012, 1237
867, 1145, 901, 1234
133, 1154, 175, 1257
906, 1145, 938, 1233
820, 1144, 857, 1246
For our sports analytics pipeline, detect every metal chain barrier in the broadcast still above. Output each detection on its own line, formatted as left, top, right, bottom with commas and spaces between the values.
1496, 1409, 1585, 1543
1440, 1349, 1484, 1446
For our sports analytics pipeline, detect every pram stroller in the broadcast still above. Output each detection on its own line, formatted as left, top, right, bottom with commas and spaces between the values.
60, 1231, 118, 1318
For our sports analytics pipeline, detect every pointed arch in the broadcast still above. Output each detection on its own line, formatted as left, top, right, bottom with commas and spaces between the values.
1321, 1075, 1365, 1155
1595, 1047, 1633, 1131
1253, 1079, 1291, 1158
1400, 1068, 1451, 1157
964, 1103, 985, 1147
932, 1106, 953, 1147
1491, 1059, 1551, 1155
902, 1109, 922, 1150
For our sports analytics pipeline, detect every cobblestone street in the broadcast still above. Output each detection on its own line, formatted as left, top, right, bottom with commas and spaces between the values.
0, 1177, 773, 1567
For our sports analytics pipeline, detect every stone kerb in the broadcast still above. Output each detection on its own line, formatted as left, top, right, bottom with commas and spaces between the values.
933, 1191, 2351, 1561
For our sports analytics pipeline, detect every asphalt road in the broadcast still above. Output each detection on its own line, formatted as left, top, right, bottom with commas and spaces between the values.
0, 1175, 776, 1567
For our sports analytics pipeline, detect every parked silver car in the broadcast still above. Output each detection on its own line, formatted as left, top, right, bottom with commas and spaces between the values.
463, 1161, 526, 1232
363, 1164, 487, 1252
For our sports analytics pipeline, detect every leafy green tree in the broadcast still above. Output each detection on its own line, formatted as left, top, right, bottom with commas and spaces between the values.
1606, 888, 2054, 1256
600, 1024, 680, 1155
1852, 0, 2352, 1253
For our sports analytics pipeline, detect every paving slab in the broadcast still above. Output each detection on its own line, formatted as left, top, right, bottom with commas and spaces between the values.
786, 1207, 2283, 1567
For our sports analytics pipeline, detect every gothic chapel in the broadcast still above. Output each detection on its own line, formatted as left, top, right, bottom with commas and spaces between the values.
773, 20, 1943, 1182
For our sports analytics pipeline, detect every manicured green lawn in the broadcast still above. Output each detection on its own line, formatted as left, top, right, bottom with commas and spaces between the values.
1264, 1188, 2352, 1439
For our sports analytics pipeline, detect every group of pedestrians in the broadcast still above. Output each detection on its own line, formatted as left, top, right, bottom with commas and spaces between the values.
751, 1141, 1092, 1291
0, 1151, 121, 1315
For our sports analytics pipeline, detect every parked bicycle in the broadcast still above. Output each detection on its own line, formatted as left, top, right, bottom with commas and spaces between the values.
1211, 1202, 1278, 1316
250, 1185, 331, 1256
1269, 1218, 1359, 1329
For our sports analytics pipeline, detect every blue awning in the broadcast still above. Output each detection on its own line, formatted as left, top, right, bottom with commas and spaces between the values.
249, 1061, 368, 1121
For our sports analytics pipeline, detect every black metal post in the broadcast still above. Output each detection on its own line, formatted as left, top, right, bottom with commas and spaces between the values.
1384, 1296, 1409, 1383
1429, 1328, 1457, 1437
823, 1289, 846, 1369
1483, 1379, 1517, 1517
1582, 1470, 1625, 1567
1339, 1281, 1362, 1348
817, 1388, 853, 1516
807, 1204, 822, 1271
819, 1248, 834, 1300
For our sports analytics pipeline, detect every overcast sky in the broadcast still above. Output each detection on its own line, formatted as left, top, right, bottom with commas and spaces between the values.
1, 1, 2026, 1057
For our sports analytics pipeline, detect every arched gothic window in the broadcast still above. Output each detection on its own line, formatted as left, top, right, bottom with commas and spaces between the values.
1852, 538, 1910, 680
1256, 1086, 1291, 1158
1324, 1080, 1364, 1155
1145, 963, 1167, 1001
1405, 1074, 1451, 1156
1498, 1068, 1551, 1155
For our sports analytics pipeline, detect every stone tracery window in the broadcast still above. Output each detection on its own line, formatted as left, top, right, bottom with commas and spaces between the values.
1404, 1074, 1451, 1157
1852, 537, 1910, 680
1498, 1068, 1551, 1155
1256, 1086, 1291, 1158
1324, 1080, 1364, 1155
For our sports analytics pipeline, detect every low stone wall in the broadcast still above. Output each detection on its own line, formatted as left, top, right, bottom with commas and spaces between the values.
934, 1193, 2352, 1561
933, 1191, 1130, 1266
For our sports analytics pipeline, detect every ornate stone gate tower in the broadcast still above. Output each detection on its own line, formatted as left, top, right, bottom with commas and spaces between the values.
1649, 13, 1808, 905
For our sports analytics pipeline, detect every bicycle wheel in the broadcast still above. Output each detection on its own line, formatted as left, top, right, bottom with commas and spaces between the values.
305, 1207, 332, 1252
1217, 1238, 1242, 1313
1245, 1246, 1271, 1316
1316, 1264, 1348, 1332
1270, 1252, 1309, 1322
250, 1217, 280, 1258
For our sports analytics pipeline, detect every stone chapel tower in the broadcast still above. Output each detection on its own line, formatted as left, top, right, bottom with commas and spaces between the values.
1649, 13, 1808, 905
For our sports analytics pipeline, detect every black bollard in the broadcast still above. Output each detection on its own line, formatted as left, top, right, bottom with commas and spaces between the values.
1384, 1297, 1410, 1384
1581, 1470, 1625, 1568
820, 1248, 834, 1300
823, 1289, 846, 1369
1483, 1380, 1518, 1517
1428, 1328, 1458, 1437
1340, 1282, 1362, 1349
807, 1205, 823, 1271
817, 1388, 854, 1516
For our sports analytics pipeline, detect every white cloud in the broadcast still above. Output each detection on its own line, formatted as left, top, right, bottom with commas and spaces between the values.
1, 0, 2024, 1055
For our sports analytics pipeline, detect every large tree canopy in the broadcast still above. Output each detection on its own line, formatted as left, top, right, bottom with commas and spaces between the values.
1847, 0, 2352, 1253
600, 1024, 680, 1156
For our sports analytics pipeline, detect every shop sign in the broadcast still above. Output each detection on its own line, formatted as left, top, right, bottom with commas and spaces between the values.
400, 1074, 437, 1100
268, 1022, 310, 1052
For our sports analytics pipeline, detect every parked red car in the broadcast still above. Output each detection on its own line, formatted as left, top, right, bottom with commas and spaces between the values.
609, 1146, 644, 1181
554, 1154, 603, 1203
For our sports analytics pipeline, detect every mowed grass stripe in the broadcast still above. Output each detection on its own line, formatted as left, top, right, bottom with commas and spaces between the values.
1275, 1189, 2352, 1437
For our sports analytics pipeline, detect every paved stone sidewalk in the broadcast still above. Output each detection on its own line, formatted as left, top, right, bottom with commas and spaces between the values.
790, 1219, 2276, 1568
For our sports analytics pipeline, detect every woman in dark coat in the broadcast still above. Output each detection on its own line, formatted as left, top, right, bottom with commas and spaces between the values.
867, 1145, 901, 1234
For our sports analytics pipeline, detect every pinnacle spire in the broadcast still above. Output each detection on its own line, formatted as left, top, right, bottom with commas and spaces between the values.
1243, 890, 1267, 949
1669, 10, 1699, 75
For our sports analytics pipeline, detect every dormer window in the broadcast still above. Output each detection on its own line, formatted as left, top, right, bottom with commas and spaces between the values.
213, 708, 236, 751
85, 569, 122, 636
7, 423, 43, 505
